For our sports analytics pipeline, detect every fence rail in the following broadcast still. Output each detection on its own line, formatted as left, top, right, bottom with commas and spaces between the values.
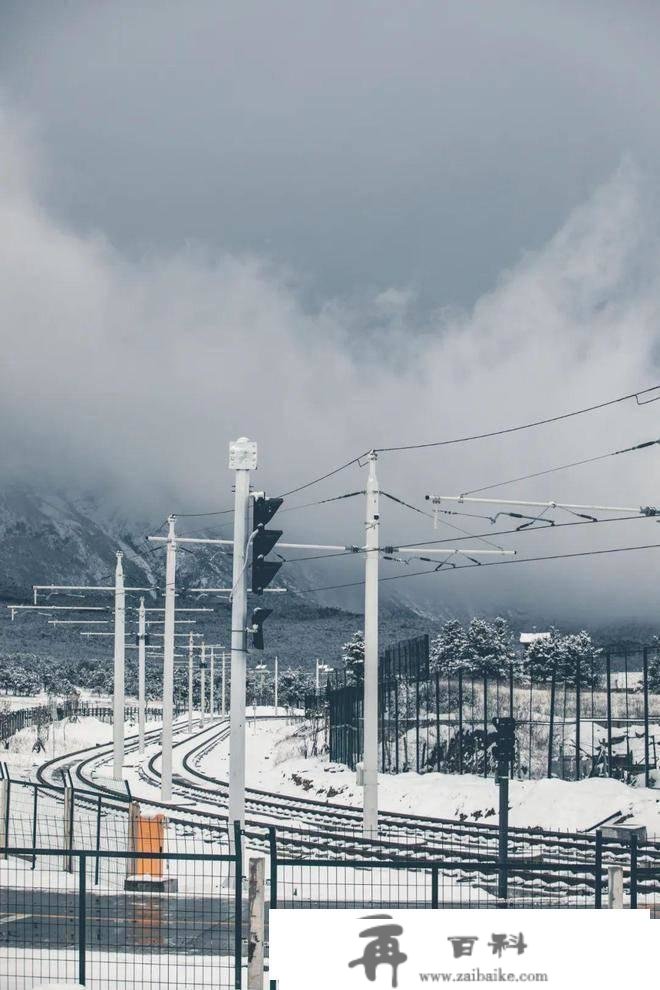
0, 842, 242, 990
1, 812, 659, 987
0, 701, 182, 746
322, 641, 660, 784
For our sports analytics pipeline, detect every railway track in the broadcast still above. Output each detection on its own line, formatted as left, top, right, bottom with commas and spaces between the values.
32, 715, 660, 905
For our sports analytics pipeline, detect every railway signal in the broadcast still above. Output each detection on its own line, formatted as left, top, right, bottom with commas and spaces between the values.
249, 607, 272, 651
492, 716, 516, 775
251, 496, 283, 594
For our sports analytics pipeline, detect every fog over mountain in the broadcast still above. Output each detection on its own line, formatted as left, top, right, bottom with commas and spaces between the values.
2, 3, 660, 627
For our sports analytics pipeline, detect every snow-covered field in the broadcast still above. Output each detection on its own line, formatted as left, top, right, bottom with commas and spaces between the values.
200, 717, 660, 836
2, 715, 162, 781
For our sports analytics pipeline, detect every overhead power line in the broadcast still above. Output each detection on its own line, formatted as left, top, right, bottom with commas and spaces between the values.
374, 384, 660, 453
297, 540, 660, 594
277, 454, 369, 499
460, 436, 660, 496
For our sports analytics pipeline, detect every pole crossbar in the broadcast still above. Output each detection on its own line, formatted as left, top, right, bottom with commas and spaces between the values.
427, 495, 656, 515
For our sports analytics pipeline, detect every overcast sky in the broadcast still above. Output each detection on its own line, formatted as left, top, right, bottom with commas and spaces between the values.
2, 1, 660, 624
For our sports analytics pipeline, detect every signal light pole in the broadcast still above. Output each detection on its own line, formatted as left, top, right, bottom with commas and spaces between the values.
228, 437, 257, 829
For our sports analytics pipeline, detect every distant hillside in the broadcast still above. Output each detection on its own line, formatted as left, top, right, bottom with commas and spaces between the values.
0, 484, 441, 676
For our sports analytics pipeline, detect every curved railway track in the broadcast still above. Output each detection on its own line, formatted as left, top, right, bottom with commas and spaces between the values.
32, 715, 660, 904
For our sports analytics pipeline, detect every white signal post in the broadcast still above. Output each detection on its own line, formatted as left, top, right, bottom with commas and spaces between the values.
137, 597, 147, 755
363, 451, 380, 835
274, 655, 279, 715
315, 659, 331, 698
113, 552, 126, 782
161, 515, 177, 802
228, 437, 256, 829
221, 650, 227, 716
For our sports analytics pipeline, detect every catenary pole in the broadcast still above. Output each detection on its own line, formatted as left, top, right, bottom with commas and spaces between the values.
187, 631, 194, 734
112, 552, 125, 781
137, 598, 146, 755
222, 651, 227, 716
210, 647, 215, 718
363, 450, 379, 834
228, 437, 255, 829
200, 642, 207, 728
274, 655, 279, 715
161, 514, 177, 802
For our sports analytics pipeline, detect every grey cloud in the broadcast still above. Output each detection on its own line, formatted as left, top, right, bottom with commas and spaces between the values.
1, 101, 660, 624
2, 1, 660, 307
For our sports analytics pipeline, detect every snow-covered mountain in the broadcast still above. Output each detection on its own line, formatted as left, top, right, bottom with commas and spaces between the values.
0, 483, 437, 670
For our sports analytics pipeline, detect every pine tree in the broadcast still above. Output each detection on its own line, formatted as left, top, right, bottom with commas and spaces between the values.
523, 628, 564, 682
430, 620, 466, 675
463, 616, 516, 678
341, 630, 365, 682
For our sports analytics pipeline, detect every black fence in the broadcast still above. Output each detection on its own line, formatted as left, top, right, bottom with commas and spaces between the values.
0, 844, 242, 989
325, 640, 660, 784
1, 800, 659, 987
267, 822, 660, 913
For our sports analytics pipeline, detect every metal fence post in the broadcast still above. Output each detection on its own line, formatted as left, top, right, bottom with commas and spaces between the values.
431, 865, 439, 909
607, 865, 623, 909
248, 857, 266, 990
31, 786, 38, 870
268, 826, 278, 908
234, 821, 243, 990
606, 653, 612, 777
458, 669, 463, 774
594, 831, 603, 908
95, 796, 102, 886
63, 785, 74, 873
643, 648, 650, 788
575, 660, 581, 781
497, 770, 509, 904
547, 664, 556, 778
630, 833, 638, 909
0, 776, 10, 860
483, 675, 488, 777
79, 852, 87, 986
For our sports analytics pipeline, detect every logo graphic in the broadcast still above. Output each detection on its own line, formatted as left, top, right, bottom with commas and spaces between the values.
349, 913, 407, 987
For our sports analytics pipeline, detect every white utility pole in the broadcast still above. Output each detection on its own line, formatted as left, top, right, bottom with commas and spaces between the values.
228, 437, 257, 829
137, 598, 146, 755
363, 450, 379, 834
315, 659, 331, 699
113, 552, 125, 782
161, 514, 177, 802
200, 642, 207, 728
210, 647, 215, 717
274, 655, 279, 715
187, 631, 194, 734
221, 651, 227, 716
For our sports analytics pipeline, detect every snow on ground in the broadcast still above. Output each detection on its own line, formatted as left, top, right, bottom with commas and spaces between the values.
199, 717, 660, 837
2, 716, 163, 781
